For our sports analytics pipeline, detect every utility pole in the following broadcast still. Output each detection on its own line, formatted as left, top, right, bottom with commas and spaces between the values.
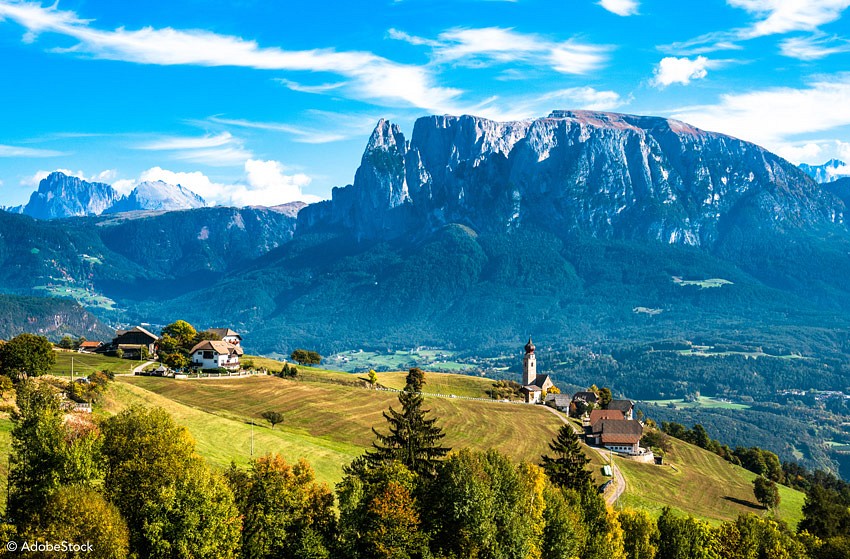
251, 420, 254, 457
71, 356, 74, 382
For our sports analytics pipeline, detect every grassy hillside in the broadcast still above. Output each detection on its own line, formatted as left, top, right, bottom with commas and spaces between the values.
108, 373, 563, 485
616, 436, 805, 527
50, 351, 138, 378
101, 369, 806, 527
375, 371, 494, 398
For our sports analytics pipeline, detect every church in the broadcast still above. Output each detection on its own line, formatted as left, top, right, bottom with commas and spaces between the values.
519, 338, 554, 403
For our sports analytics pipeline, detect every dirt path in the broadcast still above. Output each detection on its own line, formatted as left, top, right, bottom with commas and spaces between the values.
129, 360, 156, 375
541, 406, 626, 506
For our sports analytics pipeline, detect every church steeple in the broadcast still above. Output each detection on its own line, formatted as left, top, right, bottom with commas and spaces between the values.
522, 337, 537, 386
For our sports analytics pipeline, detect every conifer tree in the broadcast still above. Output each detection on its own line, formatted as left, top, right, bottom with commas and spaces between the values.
367, 368, 450, 477
540, 424, 593, 492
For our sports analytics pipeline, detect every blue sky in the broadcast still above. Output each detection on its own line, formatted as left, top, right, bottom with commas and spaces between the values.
1, 0, 850, 206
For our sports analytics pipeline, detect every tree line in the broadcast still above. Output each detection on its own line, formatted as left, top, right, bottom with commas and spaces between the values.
1, 366, 847, 558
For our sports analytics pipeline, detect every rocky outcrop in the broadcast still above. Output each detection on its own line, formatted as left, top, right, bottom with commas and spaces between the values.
21, 172, 123, 219
800, 159, 850, 183
105, 180, 206, 213
300, 111, 844, 247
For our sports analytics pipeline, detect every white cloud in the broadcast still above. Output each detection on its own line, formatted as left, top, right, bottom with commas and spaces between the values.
779, 34, 850, 59
0, 144, 66, 157
728, 0, 850, 38
651, 56, 716, 87
208, 117, 348, 144
462, 86, 626, 122
661, 1, 850, 55
0, 1, 462, 112
392, 26, 610, 75
117, 162, 320, 207
234, 159, 320, 206
598, 0, 639, 16
668, 75, 850, 153
136, 132, 253, 166
19, 168, 115, 187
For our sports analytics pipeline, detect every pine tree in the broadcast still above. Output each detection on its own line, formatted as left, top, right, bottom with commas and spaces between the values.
540, 425, 593, 492
367, 368, 450, 477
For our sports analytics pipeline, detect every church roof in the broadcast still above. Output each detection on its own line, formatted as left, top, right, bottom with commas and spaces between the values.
524, 337, 535, 354
532, 374, 552, 388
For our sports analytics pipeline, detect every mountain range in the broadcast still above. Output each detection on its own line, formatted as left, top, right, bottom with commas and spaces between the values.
799, 159, 850, 183
6, 172, 206, 219
2, 110, 850, 361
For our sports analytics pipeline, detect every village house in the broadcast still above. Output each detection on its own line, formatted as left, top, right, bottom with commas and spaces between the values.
606, 399, 635, 420
189, 339, 244, 370
547, 393, 572, 412
518, 338, 554, 403
103, 326, 159, 359
592, 419, 643, 455
207, 328, 242, 346
77, 340, 103, 353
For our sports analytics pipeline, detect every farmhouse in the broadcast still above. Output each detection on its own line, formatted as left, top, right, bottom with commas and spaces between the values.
606, 399, 634, 420
105, 326, 159, 359
189, 339, 243, 370
547, 393, 572, 411
519, 338, 554, 403
207, 328, 242, 346
77, 340, 103, 353
594, 419, 643, 455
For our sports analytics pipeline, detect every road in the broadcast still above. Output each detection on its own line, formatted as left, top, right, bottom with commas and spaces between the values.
541, 405, 626, 506
129, 360, 156, 375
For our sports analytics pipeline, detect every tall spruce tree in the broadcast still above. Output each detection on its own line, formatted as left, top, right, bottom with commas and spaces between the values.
540, 424, 593, 492
367, 368, 450, 477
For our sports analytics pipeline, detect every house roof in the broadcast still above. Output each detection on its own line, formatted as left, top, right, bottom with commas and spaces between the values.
520, 385, 542, 392
189, 339, 244, 356
551, 394, 572, 406
572, 391, 599, 403
598, 419, 643, 445
208, 328, 241, 339
533, 374, 552, 389
79, 341, 102, 348
115, 326, 159, 342
607, 399, 634, 412
589, 409, 626, 431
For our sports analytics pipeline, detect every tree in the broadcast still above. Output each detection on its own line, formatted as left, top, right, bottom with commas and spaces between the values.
290, 349, 322, 366
599, 387, 613, 406
261, 411, 285, 429
101, 406, 240, 558
115, 348, 124, 359
161, 352, 189, 370
753, 476, 780, 509
337, 461, 425, 559
540, 424, 593, 492
0, 334, 56, 381
226, 455, 335, 559
367, 369, 378, 387
655, 507, 718, 559
542, 485, 587, 559
618, 509, 658, 559
58, 335, 75, 350
161, 320, 197, 350
367, 368, 450, 477
6, 380, 65, 526
19, 486, 130, 559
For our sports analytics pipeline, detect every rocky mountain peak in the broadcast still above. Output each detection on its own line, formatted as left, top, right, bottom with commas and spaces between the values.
299, 110, 842, 246
21, 172, 123, 219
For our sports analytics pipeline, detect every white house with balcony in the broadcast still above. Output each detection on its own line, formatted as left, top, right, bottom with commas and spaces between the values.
189, 340, 243, 370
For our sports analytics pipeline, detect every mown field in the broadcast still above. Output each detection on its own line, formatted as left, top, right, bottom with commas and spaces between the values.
374, 371, 494, 398
110, 373, 563, 485
50, 350, 138, 378
616, 436, 805, 527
